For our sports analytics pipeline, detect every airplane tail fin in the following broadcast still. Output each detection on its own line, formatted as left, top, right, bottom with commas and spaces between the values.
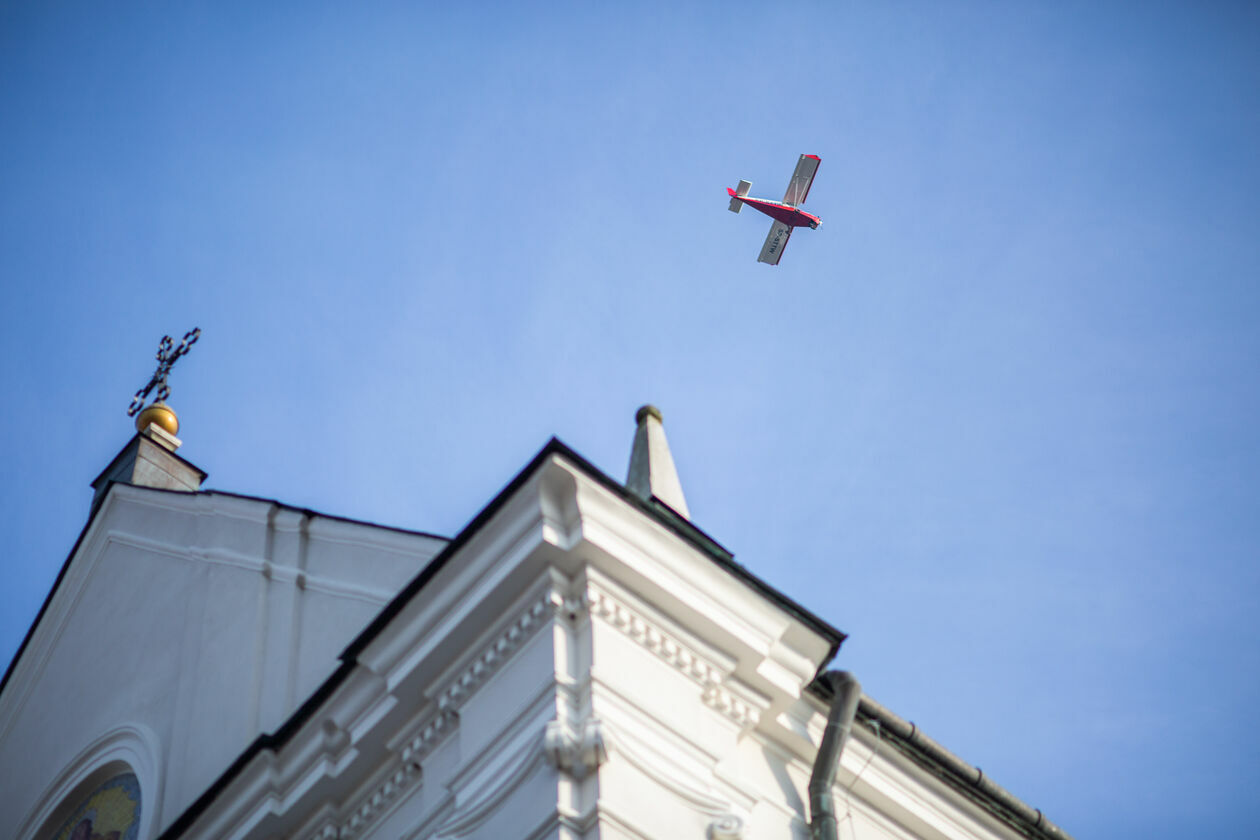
727, 180, 752, 213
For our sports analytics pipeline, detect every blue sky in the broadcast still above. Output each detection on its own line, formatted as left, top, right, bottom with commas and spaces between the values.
2, 2, 1258, 837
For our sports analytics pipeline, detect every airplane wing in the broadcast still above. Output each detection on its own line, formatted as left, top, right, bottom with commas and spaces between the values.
758, 220, 793, 265
782, 154, 821, 207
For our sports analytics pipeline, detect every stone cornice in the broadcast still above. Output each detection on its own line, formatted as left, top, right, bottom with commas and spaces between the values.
584, 578, 769, 731
433, 591, 555, 713
295, 581, 564, 840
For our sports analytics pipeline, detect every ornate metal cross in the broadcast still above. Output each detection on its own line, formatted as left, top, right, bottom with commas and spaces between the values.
127, 328, 201, 417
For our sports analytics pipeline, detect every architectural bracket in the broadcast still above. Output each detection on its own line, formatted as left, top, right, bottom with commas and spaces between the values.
542, 717, 608, 780
707, 813, 746, 840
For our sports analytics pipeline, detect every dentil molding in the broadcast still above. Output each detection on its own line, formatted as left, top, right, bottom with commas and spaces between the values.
585, 583, 766, 730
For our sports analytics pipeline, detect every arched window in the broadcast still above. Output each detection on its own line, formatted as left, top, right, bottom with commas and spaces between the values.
17, 725, 159, 840
46, 771, 141, 840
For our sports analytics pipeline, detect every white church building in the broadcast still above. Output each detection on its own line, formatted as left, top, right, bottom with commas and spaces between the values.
0, 404, 1072, 840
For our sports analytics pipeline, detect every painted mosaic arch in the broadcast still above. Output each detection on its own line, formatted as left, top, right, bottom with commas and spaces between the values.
51, 772, 141, 840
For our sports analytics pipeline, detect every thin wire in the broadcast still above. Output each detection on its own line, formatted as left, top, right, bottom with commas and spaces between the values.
840, 720, 882, 840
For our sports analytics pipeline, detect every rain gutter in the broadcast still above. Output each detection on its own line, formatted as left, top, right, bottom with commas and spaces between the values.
855, 694, 1075, 840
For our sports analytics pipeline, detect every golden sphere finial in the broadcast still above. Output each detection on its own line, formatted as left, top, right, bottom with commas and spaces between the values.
635, 404, 663, 425
135, 402, 179, 436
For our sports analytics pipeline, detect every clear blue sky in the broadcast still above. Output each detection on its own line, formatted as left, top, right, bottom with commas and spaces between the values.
2, 3, 1257, 837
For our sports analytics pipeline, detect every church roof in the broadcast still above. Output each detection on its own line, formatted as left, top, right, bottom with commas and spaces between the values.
3, 434, 1069, 840
150, 435, 844, 838
0, 435, 844, 738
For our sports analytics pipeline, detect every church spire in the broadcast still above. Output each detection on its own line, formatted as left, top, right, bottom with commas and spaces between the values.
625, 404, 690, 519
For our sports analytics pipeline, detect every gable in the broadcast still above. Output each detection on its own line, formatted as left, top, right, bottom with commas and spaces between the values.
0, 483, 444, 840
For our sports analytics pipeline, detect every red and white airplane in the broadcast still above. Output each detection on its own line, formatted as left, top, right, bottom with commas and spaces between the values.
727, 154, 821, 265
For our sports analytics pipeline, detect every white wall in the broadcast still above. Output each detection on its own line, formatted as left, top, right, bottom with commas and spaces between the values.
3, 452, 1046, 840
0, 484, 443, 840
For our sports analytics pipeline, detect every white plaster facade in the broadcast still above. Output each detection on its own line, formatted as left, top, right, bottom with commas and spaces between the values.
0, 436, 1070, 840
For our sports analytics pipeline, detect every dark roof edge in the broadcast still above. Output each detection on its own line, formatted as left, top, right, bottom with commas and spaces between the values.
345, 437, 845, 664
808, 679, 1073, 840
156, 437, 848, 838
548, 440, 847, 655
0, 499, 102, 700
339, 438, 565, 662
156, 439, 569, 840
196, 488, 450, 542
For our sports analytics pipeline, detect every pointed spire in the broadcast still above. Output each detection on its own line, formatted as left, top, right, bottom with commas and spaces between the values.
625, 404, 690, 519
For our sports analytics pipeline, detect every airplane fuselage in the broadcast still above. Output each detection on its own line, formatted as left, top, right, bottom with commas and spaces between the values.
727, 191, 821, 229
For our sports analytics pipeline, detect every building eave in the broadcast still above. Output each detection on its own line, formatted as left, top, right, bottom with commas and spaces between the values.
807, 678, 1074, 840
154, 436, 848, 839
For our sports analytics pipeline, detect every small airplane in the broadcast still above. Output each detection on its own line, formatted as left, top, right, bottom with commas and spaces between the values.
727, 154, 821, 265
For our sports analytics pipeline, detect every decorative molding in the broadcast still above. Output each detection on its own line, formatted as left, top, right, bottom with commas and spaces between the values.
399, 710, 458, 766
340, 763, 415, 839
107, 531, 397, 605
551, 589, 589, 625
300, 518, 447, 558
700, 684, 761, 729
539, 461, 583, 550
428, 719, 549, 840
14, 722, 163, 840
301, 709, 456, 840
542, 717, 608, 780
435, 593, 554, 712
586, 584, 764, 729
587, 586, 720, 682
707, 813, 746, 840
609, 723, 736, 815
307, 820, 339, 840
312, 585, 560, 840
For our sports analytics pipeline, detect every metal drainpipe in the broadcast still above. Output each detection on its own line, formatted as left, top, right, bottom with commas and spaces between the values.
808, 671, 863, 840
